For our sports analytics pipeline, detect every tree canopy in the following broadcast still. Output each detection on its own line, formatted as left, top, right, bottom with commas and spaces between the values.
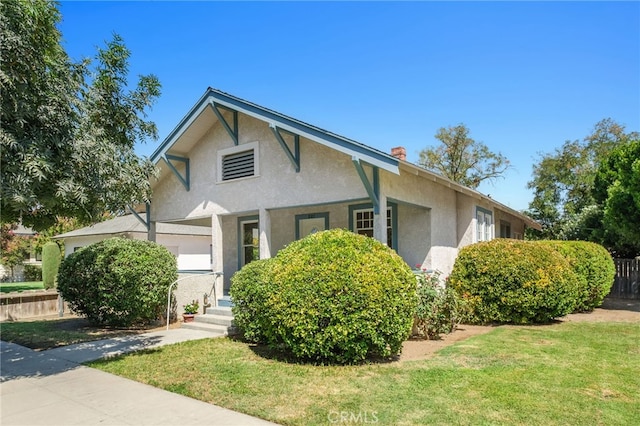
593, 140, 640, 256
418, 124, 510, 189
0, 0, 160, 231
526, 119, 639, 257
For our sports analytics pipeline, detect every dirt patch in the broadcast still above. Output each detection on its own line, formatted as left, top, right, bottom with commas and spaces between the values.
399, 298, 640, 362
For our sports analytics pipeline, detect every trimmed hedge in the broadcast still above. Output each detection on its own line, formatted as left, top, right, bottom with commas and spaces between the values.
57, 238, 177, 327
544, 240, 615, 312
231, 229, 417, 364
449, 239, 580, 324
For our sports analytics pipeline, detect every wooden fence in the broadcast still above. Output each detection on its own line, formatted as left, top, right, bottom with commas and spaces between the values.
609, 259, 639, 299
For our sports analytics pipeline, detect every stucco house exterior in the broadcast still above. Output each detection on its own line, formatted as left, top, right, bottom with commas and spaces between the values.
141, 88, 539, 304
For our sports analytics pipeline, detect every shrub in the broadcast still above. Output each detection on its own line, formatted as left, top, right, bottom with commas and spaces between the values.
229, 259, 273, 342
41, 241, 61, 289
57, 237, 177, 327
414, 270, 466, 339
231, 229, 417, 364
23, 264, 42, 281
544, 241, 615, 312
449, 239, 579, 324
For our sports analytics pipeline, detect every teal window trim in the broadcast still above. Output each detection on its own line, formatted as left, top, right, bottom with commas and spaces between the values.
295, 212, 329, 239
237, 215, 259, 270
348, 202, 398, 250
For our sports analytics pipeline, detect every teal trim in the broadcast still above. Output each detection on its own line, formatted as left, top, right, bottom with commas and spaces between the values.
348, 202, 398, 250
476, 206, 493, 216
150, 88, 398, 173
209, 102, 239, 145
295, 212, 329, 239
237, 215, 259, 270
128, 204, 150, 231
352, 158, 380, 213
177, 270, 214, 274
164, 154, 190, 191
270, 124, 300, 172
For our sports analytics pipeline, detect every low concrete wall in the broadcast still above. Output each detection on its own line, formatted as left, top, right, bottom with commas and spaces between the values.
0, 290, 67, 322
172, 272, 221, 321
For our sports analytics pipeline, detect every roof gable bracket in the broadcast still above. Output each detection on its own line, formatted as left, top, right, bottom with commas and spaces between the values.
128, 204, 151, 231
163, 154, 190, 191
270, 124, 300, 172
209, 101, 238, 145
352, 157, 380, 214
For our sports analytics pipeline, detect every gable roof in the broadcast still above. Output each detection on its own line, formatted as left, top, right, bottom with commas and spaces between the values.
54, 215, 211, 239
149, 87, 540, 231
150, 87, 400, 174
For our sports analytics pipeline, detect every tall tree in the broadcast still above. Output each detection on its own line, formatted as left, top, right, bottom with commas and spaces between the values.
526, 119, 639, 244
0, 224, 31, 280
593, 140, 640, 257
418, 124, 510, 189
0, 1, 160, 231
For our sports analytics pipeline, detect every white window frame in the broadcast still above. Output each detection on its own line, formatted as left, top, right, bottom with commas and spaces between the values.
217, 141, 260, 183
476, 207, 493, 242
351, 206, 394, 249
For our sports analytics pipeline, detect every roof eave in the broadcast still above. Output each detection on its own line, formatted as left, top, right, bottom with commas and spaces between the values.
151, 88, 400, 175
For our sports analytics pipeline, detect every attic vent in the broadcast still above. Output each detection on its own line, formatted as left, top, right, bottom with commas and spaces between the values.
222, 149, 254, 181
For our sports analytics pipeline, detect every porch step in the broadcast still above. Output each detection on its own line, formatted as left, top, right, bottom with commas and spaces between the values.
206, 306, 234, 317
180, 321, 229, 336
217, 296, 234, 308
196, 312, 234, 327
181, 305, 237, 336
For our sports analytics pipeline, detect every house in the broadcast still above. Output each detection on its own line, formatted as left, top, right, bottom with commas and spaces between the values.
141, 88, 539, 305
53, 214, 212, 271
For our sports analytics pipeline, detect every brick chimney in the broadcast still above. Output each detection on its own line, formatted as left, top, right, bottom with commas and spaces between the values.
390, 146, 406, 161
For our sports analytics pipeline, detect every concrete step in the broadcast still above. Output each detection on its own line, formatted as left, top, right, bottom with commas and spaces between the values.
218, 296, 234, 308
180, 321, 229, 336
195, 313, 234, 327
206, 306, 233, 317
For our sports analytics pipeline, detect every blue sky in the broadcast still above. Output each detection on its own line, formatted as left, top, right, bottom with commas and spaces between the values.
57, 1, 639, 212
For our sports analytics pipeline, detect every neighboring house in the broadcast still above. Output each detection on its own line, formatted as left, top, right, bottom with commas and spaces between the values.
142, 87, 540, 301
0, 225, 40, 282
54, 214, 212, 271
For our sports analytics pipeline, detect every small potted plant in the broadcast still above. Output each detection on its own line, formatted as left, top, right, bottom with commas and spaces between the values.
182, 299, 199, 322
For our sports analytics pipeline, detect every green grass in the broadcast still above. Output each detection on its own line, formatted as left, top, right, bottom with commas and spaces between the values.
89, 322, 640, 425
0, 318, 162, 351
0, 281, 44, 293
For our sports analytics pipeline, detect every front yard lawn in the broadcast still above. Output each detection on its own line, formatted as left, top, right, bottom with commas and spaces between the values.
90, 321, 640, 425
0, 281, 44, 293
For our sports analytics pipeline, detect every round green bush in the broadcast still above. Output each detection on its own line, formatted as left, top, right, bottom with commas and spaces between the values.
544, 241, 615, 312
230, 229, 417, 364
448, 239, 579, 324
42, 241, 61, 289
58, 237, 177, 327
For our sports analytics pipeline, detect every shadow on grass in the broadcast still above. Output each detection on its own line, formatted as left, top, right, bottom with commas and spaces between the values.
229, 334, 400, 366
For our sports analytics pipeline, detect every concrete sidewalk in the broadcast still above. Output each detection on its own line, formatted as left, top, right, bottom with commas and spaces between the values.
0, 330, 278, 425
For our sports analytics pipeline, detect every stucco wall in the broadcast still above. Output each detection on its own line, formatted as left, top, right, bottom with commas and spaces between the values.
172, 272, 219, 320
150, 108, 533, 280
61, 233, 212, 271
151, 113, 370, 223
